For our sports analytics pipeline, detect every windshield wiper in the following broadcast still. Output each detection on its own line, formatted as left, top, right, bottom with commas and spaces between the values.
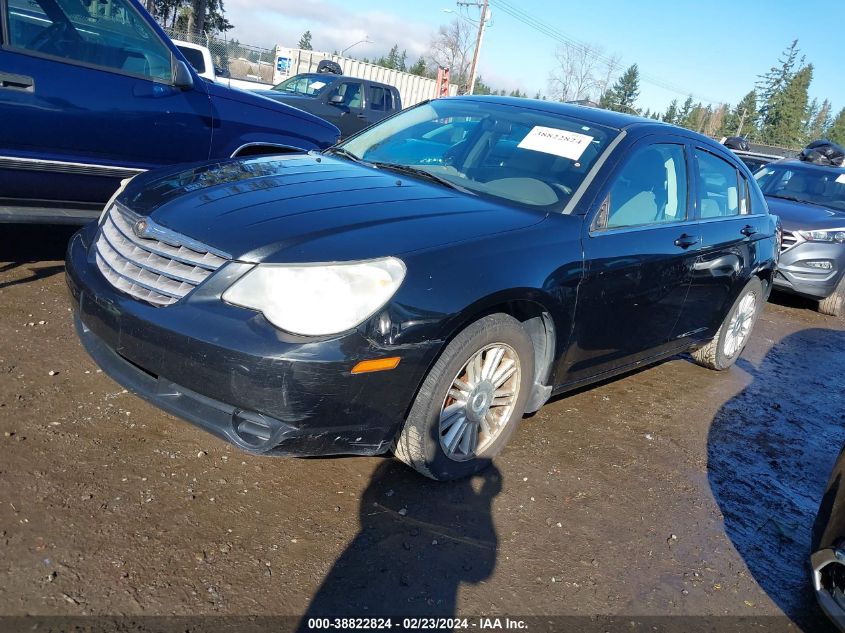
768, 194, 816, 205
369, 162, 475, 195
325, 147, 364, 163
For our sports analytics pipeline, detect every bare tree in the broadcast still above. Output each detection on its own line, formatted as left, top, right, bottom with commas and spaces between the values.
548, 42, 621, 103
595, 52, 621, 102
427, 19, 475, 86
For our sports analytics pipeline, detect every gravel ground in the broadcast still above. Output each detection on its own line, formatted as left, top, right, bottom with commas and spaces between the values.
1, 224, 844, 631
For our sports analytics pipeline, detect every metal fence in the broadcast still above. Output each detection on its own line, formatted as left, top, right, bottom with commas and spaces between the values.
163, 28, 275, 84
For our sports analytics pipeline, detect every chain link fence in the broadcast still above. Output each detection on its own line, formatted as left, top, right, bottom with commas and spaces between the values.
163, 28, 276, 84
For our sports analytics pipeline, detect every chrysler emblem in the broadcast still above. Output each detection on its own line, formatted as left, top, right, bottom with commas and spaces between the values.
134, 220, 148, 236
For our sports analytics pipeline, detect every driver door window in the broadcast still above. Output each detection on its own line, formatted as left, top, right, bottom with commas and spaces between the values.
603, 143, 688, 229
5, 0, 172, 81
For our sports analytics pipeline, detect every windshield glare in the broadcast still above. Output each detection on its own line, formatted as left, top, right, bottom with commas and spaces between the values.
338, 101, 618, 210
272, 74, 332, 96
756, 164, 845, 210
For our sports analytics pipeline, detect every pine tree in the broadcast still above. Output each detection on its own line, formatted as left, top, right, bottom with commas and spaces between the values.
408, 57, 428, 77
828, 108, 845, 146
762, 64, 813, 146
806, 98, 832, 142
663, 99, 679, 125
677, 97, 694, 127
720, 90, 757, 138
298, 30, 313, 50
758, 40, 804, 140
600, 64, 640, 114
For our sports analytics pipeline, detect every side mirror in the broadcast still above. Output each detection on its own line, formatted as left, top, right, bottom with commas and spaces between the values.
173, 60, 194, 90
329, 94, 344, 105
215, 66, 230, 78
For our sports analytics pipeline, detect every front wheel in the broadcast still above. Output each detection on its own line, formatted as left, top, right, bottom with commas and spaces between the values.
393, 314, 534, 481
691, 277, 764, 371
818, 275, 845, 317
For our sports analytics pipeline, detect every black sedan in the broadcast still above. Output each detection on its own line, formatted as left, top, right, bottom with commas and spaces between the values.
66, 97, 779, 480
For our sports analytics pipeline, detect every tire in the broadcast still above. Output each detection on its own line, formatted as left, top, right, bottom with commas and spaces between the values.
691, 276, 764, 371
393, 314, 534, 481
819, 275, 845, 317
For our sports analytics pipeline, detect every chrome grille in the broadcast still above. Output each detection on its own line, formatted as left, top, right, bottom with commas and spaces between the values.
781, 230, 800, 252
94, 204, 229, 306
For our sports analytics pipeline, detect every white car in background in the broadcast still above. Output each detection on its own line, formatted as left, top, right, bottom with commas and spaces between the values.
172, 40, 272, 91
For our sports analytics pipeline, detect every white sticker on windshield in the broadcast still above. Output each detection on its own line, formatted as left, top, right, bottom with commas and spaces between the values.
517, 126, 594, 160
311, 81, 326, 90
836, 174, 845, 184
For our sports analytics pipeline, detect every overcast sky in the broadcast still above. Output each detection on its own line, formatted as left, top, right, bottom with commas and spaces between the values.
222, 0, 845, 115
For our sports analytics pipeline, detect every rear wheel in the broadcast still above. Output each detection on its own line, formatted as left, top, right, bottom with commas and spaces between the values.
691, 277, 763, 371
818, 276, 845, 317
393, 314, 534, 481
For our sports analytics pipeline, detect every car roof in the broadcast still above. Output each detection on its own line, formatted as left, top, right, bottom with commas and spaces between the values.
768, 158, 845, 174
298, 73, 395, 88
443, 95, 727, 150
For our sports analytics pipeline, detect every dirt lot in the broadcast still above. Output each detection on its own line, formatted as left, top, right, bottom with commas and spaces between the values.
1, 224, 844, 631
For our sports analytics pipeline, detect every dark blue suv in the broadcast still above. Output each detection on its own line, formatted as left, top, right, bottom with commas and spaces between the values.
0, 0, 339, 224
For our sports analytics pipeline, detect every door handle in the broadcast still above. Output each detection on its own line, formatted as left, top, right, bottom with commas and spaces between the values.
674, 234, 702, 249
0, 71, 34, 92
356, 113, 367, 119
740, 225, 757, 237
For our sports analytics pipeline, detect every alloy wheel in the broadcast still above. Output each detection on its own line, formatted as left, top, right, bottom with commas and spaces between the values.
438, 343, 521, 461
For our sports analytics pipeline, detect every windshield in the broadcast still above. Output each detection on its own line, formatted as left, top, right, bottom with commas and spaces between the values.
756, 164, 845, 211
337, 100, 619, 211
272, 74, 333, 96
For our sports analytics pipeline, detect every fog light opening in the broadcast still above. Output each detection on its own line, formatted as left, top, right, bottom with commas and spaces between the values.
820, 560, 845, 598
804, 260, 834, 270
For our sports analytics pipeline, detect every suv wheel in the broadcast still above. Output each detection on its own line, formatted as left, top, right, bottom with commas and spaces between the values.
393, 314, 534, 481
691, 277, 763, 371
819, 276, 845, 317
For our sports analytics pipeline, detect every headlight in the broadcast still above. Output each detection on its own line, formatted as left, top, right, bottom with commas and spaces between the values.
222, 257, 406, 336
798, 229, 845, 243
99, 176, 135, 224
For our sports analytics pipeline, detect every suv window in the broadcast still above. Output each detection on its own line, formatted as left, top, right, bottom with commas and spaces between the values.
329, 82, 363, 109
605, 144, 688, 229
5, 0, 172, 81
368, 85, 392, 111
696, 150, 745, 217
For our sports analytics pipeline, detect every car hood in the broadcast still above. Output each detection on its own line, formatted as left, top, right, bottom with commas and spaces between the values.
119, 154, 547, 262
765, 196, 845, 231
205, 82, 337, 136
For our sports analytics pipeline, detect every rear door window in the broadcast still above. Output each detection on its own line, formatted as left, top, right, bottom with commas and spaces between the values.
5, 0, 172, 81
603, 143, 689, 229
368, 85, 392, 111
695, 150, 746, 217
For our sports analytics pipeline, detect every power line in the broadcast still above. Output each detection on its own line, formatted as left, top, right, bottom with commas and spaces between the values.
487, 0, 724, 105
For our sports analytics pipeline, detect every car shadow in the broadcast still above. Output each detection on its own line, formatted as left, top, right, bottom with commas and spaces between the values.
707, 328, 845, 631
299, 459, 501, 622
0, 224, 78, 290
768, 290, 822, 313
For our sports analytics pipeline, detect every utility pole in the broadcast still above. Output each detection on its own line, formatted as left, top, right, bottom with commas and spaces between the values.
736, 107, 748, 136
458, 0, 489, 95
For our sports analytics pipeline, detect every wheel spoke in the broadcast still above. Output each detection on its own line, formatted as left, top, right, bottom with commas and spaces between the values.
491, 396, 512, 407
468, 352, 483, 384
458, 420, 477, 455
491, 360, 516, 387
440, 404, 465, 432
480, 412, 493, 436
448, 388, 468, 402
443, 418, 467, 454
484, 411, 497, 435
453, 377, 472, 393
482, 347, 505, 380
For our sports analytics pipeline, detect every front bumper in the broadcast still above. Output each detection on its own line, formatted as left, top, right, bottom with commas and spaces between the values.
773, 240, 845, 300
66, 224, 440, 456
